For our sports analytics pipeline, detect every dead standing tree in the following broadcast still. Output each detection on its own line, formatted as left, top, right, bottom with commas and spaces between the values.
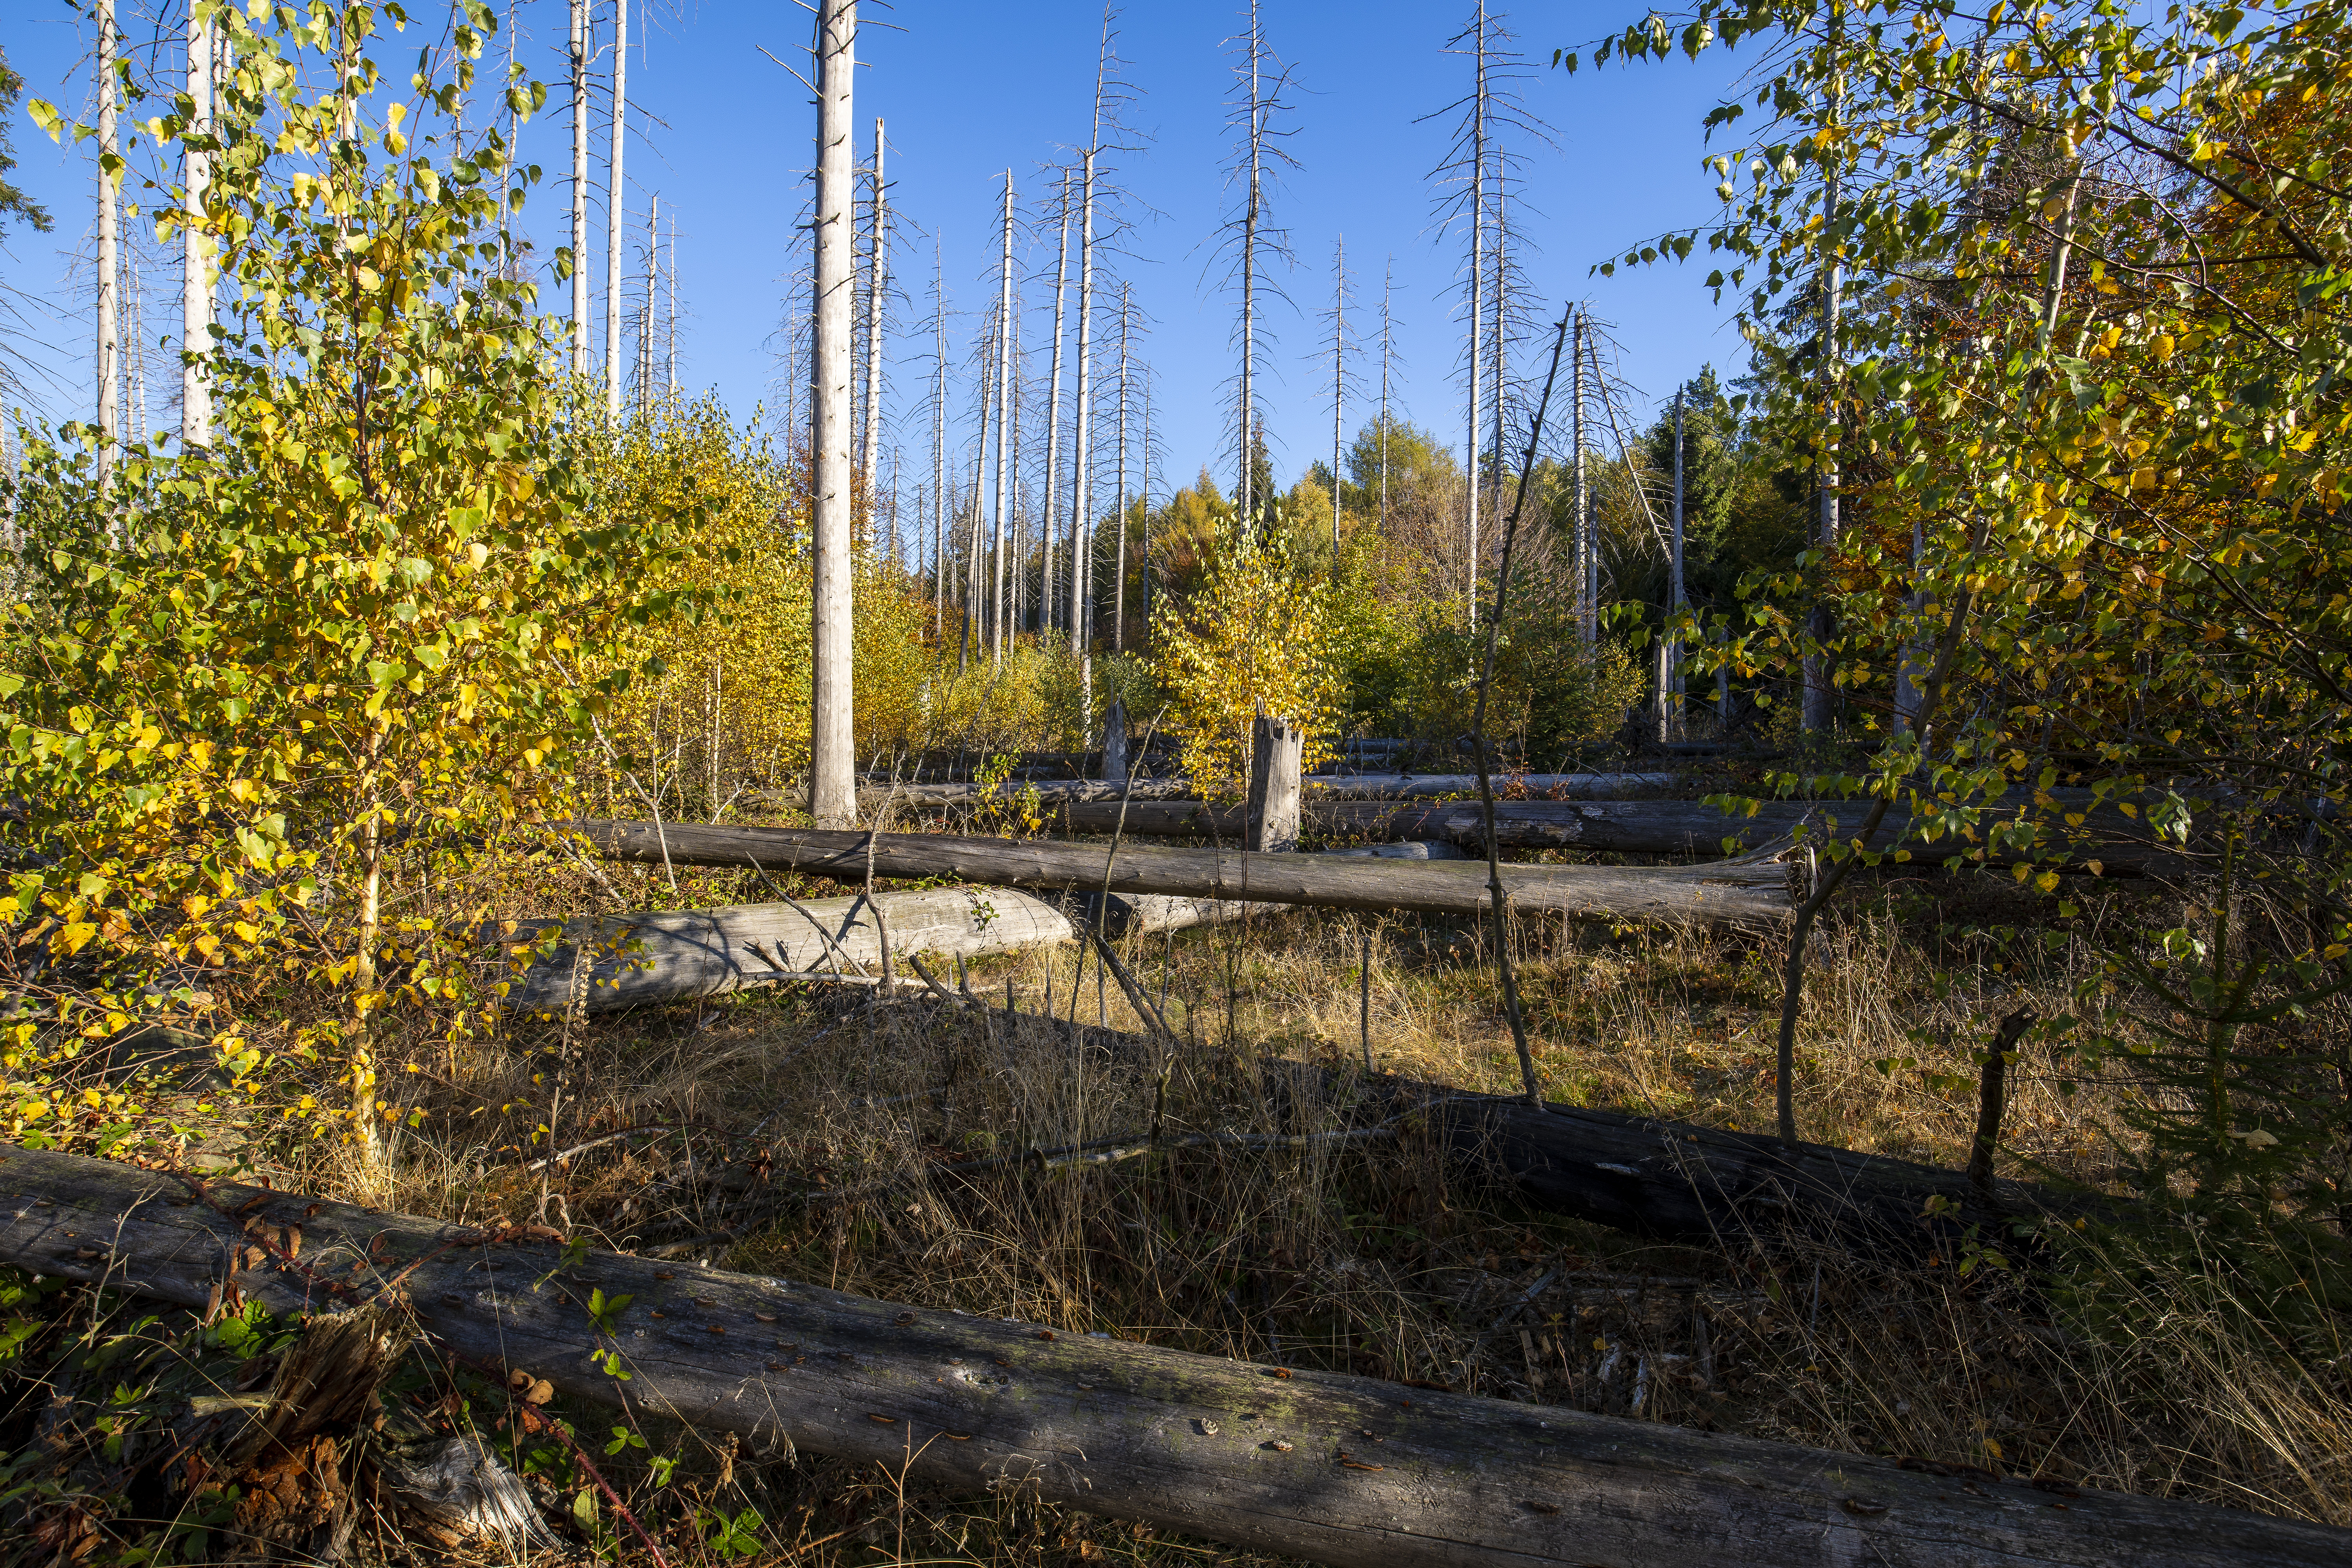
808, 0, 857, 827
1216, 0, 1298, 536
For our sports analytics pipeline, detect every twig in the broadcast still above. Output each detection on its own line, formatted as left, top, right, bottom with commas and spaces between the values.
1470, 308, 1575, 1109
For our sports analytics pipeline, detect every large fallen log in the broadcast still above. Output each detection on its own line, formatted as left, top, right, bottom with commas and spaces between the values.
853, 772, 1680, 810
503, 887, 1290, 1016
1038, 797, 2185, 870
0, 1146, 2329, 1568
576, 821, 1796, 929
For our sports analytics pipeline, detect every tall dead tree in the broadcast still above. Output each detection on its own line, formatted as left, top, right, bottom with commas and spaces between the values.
95, 0, 118, 484
1042, 167, 1071, 635
568, 0, 590, 377
931, 237, 947, 632
991, 170, 1015, 664
1221, 1, 1295, 534
181, 0, 214, 446
808, 0, 858, 828
604, 0, 628, 417
1378, 260, 1397, 531
860, 120, 887, 510
1070, 145, 1096, 686
1323, 236, 1352, 569
1112, 279, 1133, 653
1571, 308, 1589, 642
667, 208, 678, 396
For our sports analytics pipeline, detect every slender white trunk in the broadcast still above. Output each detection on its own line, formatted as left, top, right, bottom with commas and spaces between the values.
639, 192, 656, 410
991, 169, 1013, 665
1465, 4, 1484, 629
1489, 169, 1507, 530
569, 0, 589, 375
1112, 281, 1129, 655
932, 239, 946, 631
1043, 169, 1071, 636
1139, 382, 1152, 633
180, 2, 213, 447
1572, 309, 1589, 645
1669, 387, 1685, 738
861, 120, 887, 510
95, 0, 118, 484
1071, 146, 1096, 695
1008, 305, 1024, 632
1379, 261, 1392, 531
1330, 236, 1343, 565
666, 209, 677, 396
1803, 17, 1844, 735
808, 0, 858, 828
604, 0, 628, 416
1239, 5, 1259, 528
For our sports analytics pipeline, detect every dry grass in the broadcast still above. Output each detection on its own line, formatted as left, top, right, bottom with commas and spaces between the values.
229, 863, 2349, 1564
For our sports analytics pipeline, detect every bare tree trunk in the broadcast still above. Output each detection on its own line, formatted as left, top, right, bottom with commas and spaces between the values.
932, 238, 946, 633
604, 0, 627, 417
1571, 309, 1588, 644
1072, 146, 1097, 722
861, 120, 886, 510
638, 192, 656, 412
1464, 3, 1485, 628
1237, 0, 1263, 530
95, 0, 118, 486
1330, 236, 1344, 569
808, 0, 858, 829
1379, 261, 1392, 530
992, 170, 1014, 665
181, 0, 214, 446
667, 209, 678, 396
1044, 169, 1071, 636
567, 0, 589, 377
1113, 281, 1130, 655
1669, 387, 1686, 739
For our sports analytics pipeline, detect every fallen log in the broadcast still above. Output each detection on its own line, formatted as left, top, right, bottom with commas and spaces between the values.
853, 772, 1680, 810
1038, 797, 2186, 870
576, 821, 1795, 929
1, 1146, 2329, 1568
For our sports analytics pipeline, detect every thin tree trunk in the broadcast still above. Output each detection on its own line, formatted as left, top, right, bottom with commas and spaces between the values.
932, 238, 946, 633
1571, 309, 1587, 644
1239, 3, 1261, 528
1669, 388, 1686, 739
1113, 282, 1130, 655
567, 0, 589, 377
1073, 146, 1097, 721
1043, 169, 1071, 637
638, 192, 655, 411
1330, 236, 1344, 570
1465, 3, 1484, 628
181, 0, 214, 445
808, 0, 858, 829
992, 171, 1014, 665
861, 120, 886, 511
604, 0, 627, 417
96, 0, 118, 487
1379, 261, 1392, 531
1802, 13, 1844, 736
667, 209, 677, 396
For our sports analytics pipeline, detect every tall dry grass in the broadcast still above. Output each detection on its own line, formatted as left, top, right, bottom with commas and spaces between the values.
263, 868, 2350, 1563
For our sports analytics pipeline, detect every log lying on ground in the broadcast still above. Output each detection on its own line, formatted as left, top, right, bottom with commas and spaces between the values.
577, 821, 1795, 929
504, 886, 1296, 1016
853, 772, 1678, 810
2, 1146, 2330, 1568
1358, 1075, 2123, 1255
1041, 797, 2186, 870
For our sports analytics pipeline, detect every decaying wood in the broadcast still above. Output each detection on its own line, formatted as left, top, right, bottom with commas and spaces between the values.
0, 1145, 2329, 1568
575, 821, 1796, 929
502, 886, 1301, 1016
854, 771, 1677, 810
1247, 710, 1306, 853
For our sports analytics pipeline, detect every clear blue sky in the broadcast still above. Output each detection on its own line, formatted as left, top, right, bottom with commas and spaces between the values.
4, 1, 1757, 495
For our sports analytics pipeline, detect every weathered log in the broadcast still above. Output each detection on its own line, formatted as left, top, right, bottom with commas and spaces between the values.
1370, 1076, 2123, 1256
576, 821, 1795, 929
1, 1145, 2330, 1568
850, 772, 1677, 811
1301, 772, 1679, 799
1042, 797, 2186, 870
504, 886, 1301, 1016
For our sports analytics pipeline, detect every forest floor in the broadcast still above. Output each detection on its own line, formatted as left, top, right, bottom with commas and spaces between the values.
192, 858, 2340, 1567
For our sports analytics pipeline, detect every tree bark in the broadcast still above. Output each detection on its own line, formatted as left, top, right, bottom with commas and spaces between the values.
1247, 711, 1304, 853
808, 0, 858, 828
0, 1147, 2330, 1568
568, 0, 589, 378
574, 820, 1795, 928
604, 0, 628, 417
180, 0, 214, 446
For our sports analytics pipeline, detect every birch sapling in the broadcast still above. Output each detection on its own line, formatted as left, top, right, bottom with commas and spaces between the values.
808, 0, 858, 829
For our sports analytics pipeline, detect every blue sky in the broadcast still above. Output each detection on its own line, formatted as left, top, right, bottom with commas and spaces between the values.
4, 1, 1758, 495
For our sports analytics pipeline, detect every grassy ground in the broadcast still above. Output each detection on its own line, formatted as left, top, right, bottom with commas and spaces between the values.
7, 847, 2346, 1566
273, 856, 2343, 1563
